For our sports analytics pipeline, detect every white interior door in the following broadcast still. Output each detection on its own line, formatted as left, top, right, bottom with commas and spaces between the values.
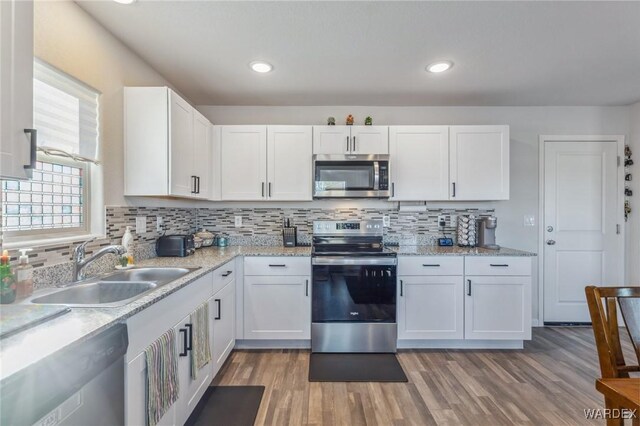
543, 140, 622, 323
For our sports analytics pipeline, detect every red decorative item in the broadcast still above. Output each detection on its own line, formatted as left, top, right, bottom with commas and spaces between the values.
346, 114, 354, 125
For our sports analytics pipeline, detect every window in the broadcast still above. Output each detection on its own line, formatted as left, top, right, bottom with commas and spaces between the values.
1, 60, 99, 240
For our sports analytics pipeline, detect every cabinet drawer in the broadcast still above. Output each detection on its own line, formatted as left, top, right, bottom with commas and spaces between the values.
244, 256, 311, 276
212, 259, 235, 294
464, 257, 531, 276
398, 256, 463, 276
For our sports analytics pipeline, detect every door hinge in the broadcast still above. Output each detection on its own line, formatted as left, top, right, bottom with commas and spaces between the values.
616, 224, 621, 234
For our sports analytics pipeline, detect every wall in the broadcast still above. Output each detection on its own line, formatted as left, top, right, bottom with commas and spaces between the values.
197, 105, 632, 323
627, 102, 640, 284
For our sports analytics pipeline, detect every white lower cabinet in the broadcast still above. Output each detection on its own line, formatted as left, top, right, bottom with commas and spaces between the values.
398, 276, 464, 340
211, 279, 236, 377
464, 275, 532, 340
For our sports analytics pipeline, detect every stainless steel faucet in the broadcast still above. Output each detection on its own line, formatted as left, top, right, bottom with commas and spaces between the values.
72, 238, 126, 282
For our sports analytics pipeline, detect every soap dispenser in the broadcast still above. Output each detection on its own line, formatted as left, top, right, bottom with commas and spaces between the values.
122, 226, 134, 254
15, 248, 34, 299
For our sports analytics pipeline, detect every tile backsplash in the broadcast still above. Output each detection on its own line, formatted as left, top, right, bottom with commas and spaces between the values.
7, 205, 494, 288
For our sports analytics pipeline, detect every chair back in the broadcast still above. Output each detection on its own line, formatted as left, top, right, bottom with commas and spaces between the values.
585, 286, 640, 378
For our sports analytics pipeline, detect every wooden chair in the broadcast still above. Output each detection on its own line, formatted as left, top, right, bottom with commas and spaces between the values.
585, 286, 640, 425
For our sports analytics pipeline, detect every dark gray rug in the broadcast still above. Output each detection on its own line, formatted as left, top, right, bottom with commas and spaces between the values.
309, 353, 408, 382
185, 386, 265, 426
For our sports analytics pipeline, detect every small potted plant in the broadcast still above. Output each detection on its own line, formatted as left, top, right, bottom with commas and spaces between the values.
365, 116, 373, 125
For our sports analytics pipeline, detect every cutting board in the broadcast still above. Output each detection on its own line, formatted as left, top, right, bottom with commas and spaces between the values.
0, 304, 71, 339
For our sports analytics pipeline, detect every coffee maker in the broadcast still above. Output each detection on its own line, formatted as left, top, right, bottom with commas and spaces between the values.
478, 216, 500, 250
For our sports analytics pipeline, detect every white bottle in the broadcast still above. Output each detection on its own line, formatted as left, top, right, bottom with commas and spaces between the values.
122, 226, 134, 254
15, 248, 33, 299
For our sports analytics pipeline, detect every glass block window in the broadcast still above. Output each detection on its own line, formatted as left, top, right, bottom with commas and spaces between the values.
2, 160, 86, 232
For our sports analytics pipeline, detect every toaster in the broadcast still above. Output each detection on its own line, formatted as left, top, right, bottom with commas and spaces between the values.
156, 235, 195, 257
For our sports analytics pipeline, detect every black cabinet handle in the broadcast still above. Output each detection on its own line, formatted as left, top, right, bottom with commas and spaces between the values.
490, 264, 509, 267
353, 136, 356, 152
179, 327, 189, 356
222, 270, 233, 277
23, 129, 37, 171
422, 264, 441, 267
452, 182, 456, 198
467, 279, 472, 296
400, 279, 403, 297
261, 182, 265, 197
305, 279, 309, 296
346, 136, 350, 152
215, 299, 221, 320
268, 264, 286, 267
185, 323, 193, 351
268, 182, 272, 197
196, 176, 200, 194
391, 182, 395, 197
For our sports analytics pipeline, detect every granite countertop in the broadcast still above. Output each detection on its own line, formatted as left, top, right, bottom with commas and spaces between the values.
0, 246, 310, 383
389, 246, 536, 256
0, 243, 534, 382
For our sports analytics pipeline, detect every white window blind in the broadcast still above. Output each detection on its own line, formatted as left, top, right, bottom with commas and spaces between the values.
33, 59, 100, 161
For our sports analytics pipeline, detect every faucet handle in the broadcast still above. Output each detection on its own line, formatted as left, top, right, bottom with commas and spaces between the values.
74, 237, 96, 258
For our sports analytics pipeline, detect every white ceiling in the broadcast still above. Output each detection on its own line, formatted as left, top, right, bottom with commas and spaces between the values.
77, 1, 640, 106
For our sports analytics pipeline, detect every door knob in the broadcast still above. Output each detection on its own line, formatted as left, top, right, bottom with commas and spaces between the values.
546, 226, 554, 232
546, 239, 556, 245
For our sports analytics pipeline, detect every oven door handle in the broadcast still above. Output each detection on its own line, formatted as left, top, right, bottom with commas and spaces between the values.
312, 257, 397, 266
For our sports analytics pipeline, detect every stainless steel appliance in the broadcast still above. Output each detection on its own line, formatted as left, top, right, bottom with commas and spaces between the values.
311, 220, 397, 353
478, 216, 500, 250
313, 155, 390, 198
156, 234, 195, 257
1, 324, 128, 426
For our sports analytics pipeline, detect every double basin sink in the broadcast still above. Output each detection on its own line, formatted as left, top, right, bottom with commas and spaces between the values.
31, 267, 198, 308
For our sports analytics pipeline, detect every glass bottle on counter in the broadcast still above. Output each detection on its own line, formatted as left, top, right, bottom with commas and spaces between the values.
15, 249, 34, 299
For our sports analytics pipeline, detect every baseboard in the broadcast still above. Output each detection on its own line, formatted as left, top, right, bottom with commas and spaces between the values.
235, 339, 311, 349
532, 319, 540, 327
397, 339, 524, 349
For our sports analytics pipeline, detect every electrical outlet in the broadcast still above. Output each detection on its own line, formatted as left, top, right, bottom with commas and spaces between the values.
382, 215, 390, 227
523, 215, 536, 227
156, 216, 164, 232
450, 214, 458, 226
135, 216, 147, 234
234, 216, 242, 228
438, 215, 447, 228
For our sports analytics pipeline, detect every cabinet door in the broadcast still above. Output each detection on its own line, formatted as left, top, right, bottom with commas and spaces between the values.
244, 275, 311, 340
450, 125, 509, 200
398, 276, 464, 340
464, 275, 531, 340
351, 126, 389, 154
211, 280, 236, 377
169, 90, 195, 197
0, 0, 34, 180
267, 125, 312, 201
220, 126, 267, 200
193, 111, 212, 199
125, 351, 176, 426
312, 126, 350, 154
389, 126, 449, 200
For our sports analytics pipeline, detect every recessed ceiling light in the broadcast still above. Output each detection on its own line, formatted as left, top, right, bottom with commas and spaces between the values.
426, 61, 453, 73
250, 61, 273, 73
113, 0, 136, 4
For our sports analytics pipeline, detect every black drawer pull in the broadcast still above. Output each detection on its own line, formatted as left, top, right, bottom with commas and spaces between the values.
222, 270, 233, 277
490, 264, 509, 267
422, 264, 441, 267
179, 326, 189, 356
215, 299, 221, 320
268, 264, 286, 267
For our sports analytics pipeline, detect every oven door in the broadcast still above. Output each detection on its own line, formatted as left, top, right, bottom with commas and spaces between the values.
313, 155, 388, 198
312, 257, 397, 323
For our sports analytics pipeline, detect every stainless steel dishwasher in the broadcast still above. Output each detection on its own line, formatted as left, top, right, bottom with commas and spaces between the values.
1, 323, 128, 426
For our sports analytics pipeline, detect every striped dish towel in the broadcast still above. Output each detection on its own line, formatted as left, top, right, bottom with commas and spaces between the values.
190, 302, 212, 379
145, 329, 179, 426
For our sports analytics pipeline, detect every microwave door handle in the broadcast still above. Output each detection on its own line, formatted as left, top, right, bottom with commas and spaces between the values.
373, 161, 380, 190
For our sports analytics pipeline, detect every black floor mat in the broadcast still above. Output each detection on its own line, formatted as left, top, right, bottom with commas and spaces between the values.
185, 386, 265, 426
309, 353, 408, 382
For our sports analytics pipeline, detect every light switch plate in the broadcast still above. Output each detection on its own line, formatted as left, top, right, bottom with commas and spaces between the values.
234, 216, 242, 227
382, 215, 390, 227
136, 216, 147, 234
523, 215, 535, 227
438, 215, 446, 228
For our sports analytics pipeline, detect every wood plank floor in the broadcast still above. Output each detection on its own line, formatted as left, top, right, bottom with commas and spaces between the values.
213, 327, 638, 425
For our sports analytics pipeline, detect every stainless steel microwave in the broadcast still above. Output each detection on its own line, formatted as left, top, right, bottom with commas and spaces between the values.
313, 154, 390, 198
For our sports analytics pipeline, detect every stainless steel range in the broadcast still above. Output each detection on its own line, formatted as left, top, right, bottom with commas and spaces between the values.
311, 220, 397, 353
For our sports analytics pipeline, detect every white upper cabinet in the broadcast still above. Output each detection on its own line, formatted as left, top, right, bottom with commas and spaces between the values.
313, 126, 351, 154
220, 126, 267, 200
313, 125, 388, 155
0, 0, 35, 180
124, 87, 213, 199
351, 126, 389, 154
450, 125, 510, 200
389, 126, 449, 201
220, 125, 312, 201
267, 126, 313, 201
